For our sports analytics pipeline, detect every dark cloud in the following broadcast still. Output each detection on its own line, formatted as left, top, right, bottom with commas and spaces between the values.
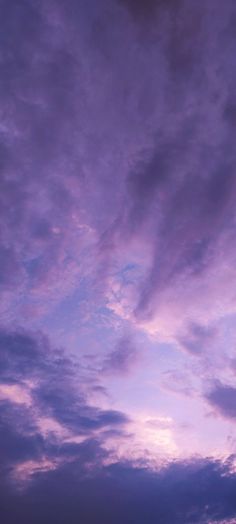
0, 328, 130, 473
126, 144, 171, 234
119, 0, 160, 19
224, 98, 236, 126
0, 391, 110, 479
1, 455, 236, 524
0, 402, 43, 468
119, 0, 179, 21
35, 387, 129, 433
87, 1, 236, 322
0, 329, 53, 383
167, 2, 203, 82
134, 162, 236, 317
206, 382, 236, 420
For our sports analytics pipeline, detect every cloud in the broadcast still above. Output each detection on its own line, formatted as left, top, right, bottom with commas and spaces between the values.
77, 0, 236, 350
1, 455, 236, 524
102, 335, 139, 375
161, 369, 195, 397
0, 0, 98, 320
133, 165, 236, 321
0, 402, 44, 469
118, 0, 179, 23
205, 382, 236, 421
0, 327, 130, 479
1, 2, 236, 520
0, 0, 235, 343
178, 322, 217, 355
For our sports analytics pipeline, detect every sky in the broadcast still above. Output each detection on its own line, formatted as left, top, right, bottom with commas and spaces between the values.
1, 0, 236, 522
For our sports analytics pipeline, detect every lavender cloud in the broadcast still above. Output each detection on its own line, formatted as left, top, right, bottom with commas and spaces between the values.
206, 382, 236, 421
102, 335, 139, 375
178, 322, 217, 355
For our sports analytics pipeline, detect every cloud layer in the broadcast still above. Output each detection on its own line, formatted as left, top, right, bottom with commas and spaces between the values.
1, 0, 236, 522
2, 454, 236, 524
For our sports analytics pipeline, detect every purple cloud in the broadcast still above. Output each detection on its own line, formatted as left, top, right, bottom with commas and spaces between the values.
178, 322, 217, 355
1, 454, 236, 524
206, 382, 236, 421
103, 335, 139, 375
0, 0, 235, 332
0, 328, 130, 476
1, 0, 236, 521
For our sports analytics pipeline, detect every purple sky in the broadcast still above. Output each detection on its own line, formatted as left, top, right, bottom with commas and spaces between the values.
1, 1, 236, 522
